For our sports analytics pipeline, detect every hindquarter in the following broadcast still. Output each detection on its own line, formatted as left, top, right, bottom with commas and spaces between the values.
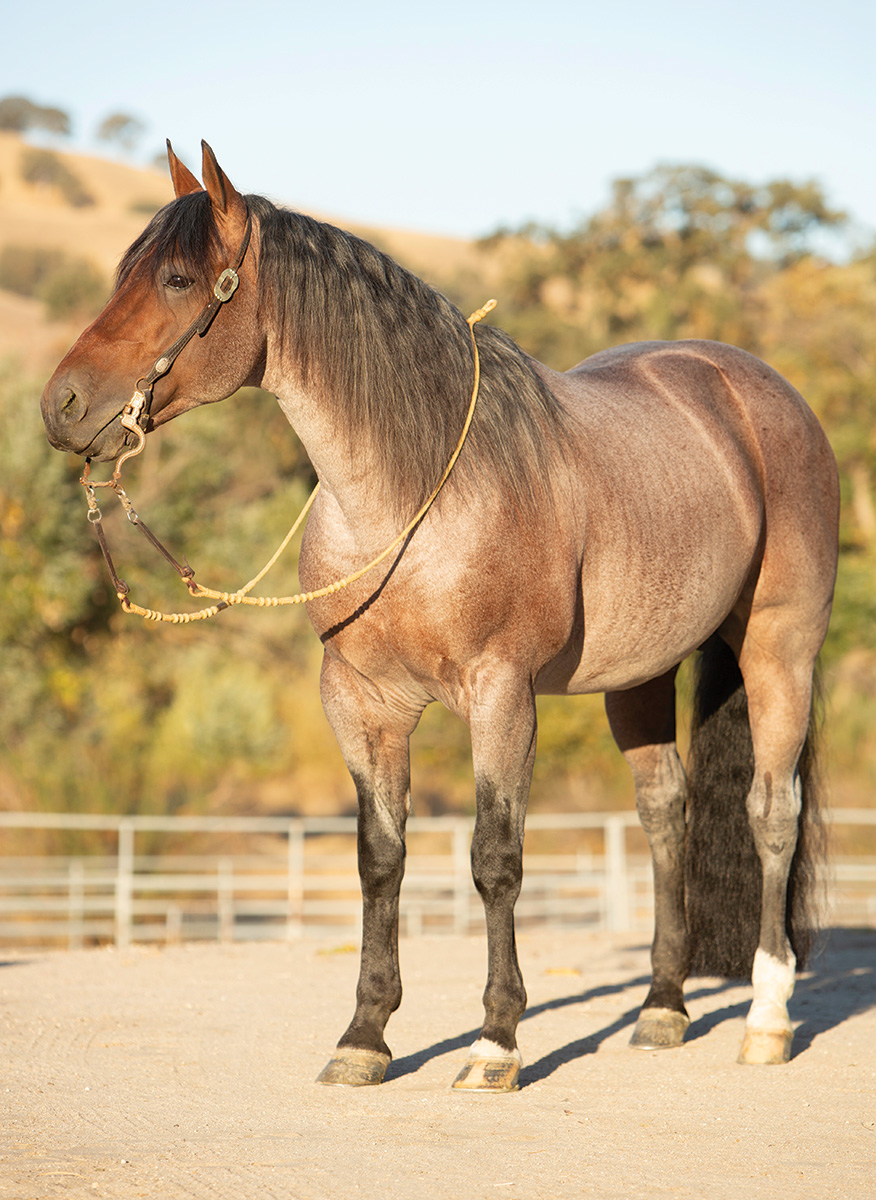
542, 345, 772, 693
539, 340, 836, 693
717, 351, 839, 665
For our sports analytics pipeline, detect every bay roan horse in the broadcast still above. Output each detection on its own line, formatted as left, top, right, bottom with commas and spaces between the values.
42, 143, 839, 1090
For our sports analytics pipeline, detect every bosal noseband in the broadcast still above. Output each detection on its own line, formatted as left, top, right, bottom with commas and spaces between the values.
81, 265, 497, 623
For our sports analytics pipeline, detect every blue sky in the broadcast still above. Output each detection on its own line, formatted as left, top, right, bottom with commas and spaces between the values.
5, 0, 875, 242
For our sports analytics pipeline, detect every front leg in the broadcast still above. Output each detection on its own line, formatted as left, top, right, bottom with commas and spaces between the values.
316, 655, 421, 1086
452, 668, 536, 1092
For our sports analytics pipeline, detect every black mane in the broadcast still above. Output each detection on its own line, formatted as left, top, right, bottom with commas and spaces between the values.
118, 191, 571, 518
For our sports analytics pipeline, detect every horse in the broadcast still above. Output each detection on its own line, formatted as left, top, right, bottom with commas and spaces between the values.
41, 141, 839, 1091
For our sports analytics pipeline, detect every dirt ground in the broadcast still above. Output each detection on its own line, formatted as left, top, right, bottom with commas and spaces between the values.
1, 928, 874, 1200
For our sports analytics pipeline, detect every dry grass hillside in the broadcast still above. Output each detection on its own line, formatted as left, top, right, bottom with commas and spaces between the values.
0, 133, 167, 370
0, 132, 172, 271
0, 132, 488, 376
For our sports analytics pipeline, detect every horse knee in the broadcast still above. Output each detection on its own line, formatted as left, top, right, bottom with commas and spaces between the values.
470, 807, 523, 904
471, 837, 523, 905
356, 798, 406, 899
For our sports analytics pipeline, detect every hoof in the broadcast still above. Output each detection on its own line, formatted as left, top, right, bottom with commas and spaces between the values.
316, 1047, 391, 1086
738, 1029, 793, 1065
452, 1054, 521, 1093
629, 1007, 690, 1050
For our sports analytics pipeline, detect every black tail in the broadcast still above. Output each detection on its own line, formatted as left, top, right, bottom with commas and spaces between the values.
685, 636, 825, 978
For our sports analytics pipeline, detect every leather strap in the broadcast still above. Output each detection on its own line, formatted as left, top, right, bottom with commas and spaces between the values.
133, 209, 253, 425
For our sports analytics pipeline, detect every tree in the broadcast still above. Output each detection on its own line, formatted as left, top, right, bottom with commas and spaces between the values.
480, 164, 848, 367
96, 112, 146, 154
0, 95, 70, 136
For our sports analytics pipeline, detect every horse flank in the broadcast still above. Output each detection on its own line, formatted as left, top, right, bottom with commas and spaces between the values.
117, 190, 573, 520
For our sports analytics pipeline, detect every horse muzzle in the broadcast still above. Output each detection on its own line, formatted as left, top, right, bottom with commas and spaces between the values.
41, 373, 131, 461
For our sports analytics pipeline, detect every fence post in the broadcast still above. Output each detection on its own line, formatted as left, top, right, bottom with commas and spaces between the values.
218, 858, 234, 943
287, 821, 304, 939
116, 821, 134, 950
165, 904, 182, 945
604, 816, 629, 932
453, 819, 471, 935
68, 859, 85, 950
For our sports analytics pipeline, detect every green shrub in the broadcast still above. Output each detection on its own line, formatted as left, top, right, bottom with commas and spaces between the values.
39, 258, 107, 319
0, 244, 66, 298
0, 243, 108, 319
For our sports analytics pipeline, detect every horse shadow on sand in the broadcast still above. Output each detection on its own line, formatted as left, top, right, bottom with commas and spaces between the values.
384, 927, 876, 1087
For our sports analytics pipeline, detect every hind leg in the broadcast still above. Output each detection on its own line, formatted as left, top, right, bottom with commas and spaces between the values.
729, 604, 825, 1065
605, 670, 690, 1050
731, 633, 818, 1065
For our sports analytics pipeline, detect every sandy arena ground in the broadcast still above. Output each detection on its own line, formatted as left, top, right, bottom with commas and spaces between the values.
1, 928, 874, 1199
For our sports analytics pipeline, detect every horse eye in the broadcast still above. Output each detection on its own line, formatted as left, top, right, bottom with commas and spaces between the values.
165, 274, 192, 291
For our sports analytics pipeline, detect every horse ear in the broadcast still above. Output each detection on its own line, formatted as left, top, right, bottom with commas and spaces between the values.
201, 140, 247, 227
166, 140, 202, 198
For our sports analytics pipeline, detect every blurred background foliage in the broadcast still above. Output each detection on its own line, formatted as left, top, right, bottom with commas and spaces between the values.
2, 161, 876, 820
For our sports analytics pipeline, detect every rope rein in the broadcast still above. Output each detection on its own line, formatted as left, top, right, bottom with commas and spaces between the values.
81, 300, 497, 624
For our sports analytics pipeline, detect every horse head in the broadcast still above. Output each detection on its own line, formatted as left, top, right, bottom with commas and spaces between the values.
41, 142, 264, 462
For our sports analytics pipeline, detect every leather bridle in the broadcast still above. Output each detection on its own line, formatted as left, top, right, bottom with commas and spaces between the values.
79, 204, 253, 596
112, 206, 253, 477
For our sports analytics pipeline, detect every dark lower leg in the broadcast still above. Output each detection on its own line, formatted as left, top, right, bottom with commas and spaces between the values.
628, 748, 690, 1049
638, 749, 689, 1016
606, 676, 689, 1030
317, 659, 418, 1084
452, 676, 535, 1090
337, 780, 406, 1058
471, 785, 528, 1053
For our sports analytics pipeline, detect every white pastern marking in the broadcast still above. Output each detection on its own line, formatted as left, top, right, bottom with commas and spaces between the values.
469, 1038, 523, 1065
746, 948, 796, 1033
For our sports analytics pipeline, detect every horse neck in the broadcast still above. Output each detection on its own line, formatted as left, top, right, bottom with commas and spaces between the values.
254, 207, 473, 546
266, 367, 402, 548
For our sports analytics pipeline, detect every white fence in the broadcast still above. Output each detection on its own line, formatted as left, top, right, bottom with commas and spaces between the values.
0, 809, 874, 949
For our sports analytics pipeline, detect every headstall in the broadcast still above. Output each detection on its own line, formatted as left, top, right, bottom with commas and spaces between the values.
93, 208, 253, 481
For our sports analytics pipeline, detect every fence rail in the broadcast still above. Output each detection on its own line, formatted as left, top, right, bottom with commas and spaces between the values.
0, 809, 874, 948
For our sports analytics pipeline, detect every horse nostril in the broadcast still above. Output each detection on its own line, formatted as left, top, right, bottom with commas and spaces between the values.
59, 385, 87, 422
